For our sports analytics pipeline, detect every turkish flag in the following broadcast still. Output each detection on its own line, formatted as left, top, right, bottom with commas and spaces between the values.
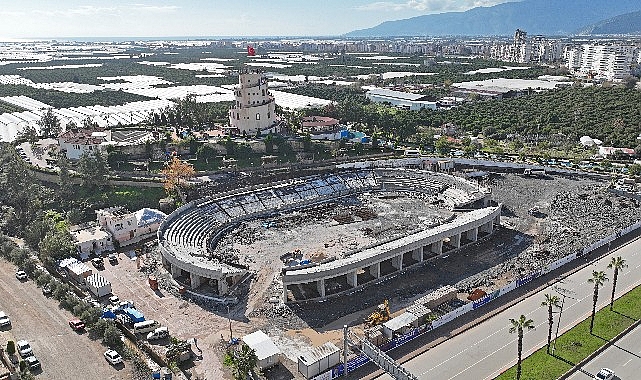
247, 46, 256, 56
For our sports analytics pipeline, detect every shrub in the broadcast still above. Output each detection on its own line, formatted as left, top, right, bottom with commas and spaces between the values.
6, 340, 15, 356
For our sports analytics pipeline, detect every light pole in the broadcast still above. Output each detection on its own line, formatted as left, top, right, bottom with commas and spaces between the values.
227, 305, 233, 342
551, 282, 576, 355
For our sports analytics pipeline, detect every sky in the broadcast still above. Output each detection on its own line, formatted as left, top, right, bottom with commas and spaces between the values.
0, 0, 516, 39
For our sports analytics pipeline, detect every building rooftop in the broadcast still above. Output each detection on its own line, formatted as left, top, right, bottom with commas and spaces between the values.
366, 88, 428, 101
383, 312, 418, 331
298, 342, 339, 365
242, 330, 281, 361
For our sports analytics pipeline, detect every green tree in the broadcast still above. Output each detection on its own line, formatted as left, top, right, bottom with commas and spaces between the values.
39, 227, 76, 263
6, 340, 16, 356
435, 136, 452, 155
541, 294, 560, 354
588, 270, 608, 334
77, 150, 109, 189
103, 323, 123, 349
629, 163, 641, 176
607, 256, 627, 311
37, 108, 62, 138
223, 344, 258, 380
509, 315, 535, 380
196, 143, 217, 163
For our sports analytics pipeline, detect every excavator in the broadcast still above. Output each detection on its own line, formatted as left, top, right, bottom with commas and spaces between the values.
364, 299, 390, 327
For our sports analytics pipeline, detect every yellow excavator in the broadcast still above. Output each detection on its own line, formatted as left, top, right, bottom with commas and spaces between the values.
364, 299, 390, 327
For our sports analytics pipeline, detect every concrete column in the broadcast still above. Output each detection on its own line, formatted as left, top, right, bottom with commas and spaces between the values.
495, 215, 501, 225
317, 278, 326, 298
369, 262, 381, 278
391, 254, 403, 270
218, 278, 229, 295
483, 221, 494, 234
170, 264, 181, 279
467, 227, 478, 242
346, 271, 357, 287
190, 273, 202, 289
412, 247, 423, 262
431, 241, 443, 255
451, 233, 461, 248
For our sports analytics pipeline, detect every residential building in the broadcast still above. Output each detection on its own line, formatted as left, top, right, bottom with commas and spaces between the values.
564, 43, 638, 81
58, 129, 109, 160
228, 69, 277, 134
301, 116, 340, 134
97, 207, 166, 247
70, 223, 114, 260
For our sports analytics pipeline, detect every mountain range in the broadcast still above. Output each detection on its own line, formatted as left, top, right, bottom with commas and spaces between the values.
346, 0, 641, 37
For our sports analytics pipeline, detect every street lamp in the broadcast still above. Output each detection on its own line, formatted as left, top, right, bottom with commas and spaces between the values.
551, 282, 576, 355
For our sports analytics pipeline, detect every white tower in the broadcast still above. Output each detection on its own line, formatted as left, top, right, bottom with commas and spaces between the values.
228, 70, 277, 134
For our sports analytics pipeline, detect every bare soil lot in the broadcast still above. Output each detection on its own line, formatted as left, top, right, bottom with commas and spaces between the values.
0, 259, 133, 380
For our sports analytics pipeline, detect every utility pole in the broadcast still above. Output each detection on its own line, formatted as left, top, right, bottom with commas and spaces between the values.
343, 325, 349, 377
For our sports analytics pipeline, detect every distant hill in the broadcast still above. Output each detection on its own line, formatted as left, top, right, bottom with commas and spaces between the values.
345, 0, 641, 37
576, 10, 641, 35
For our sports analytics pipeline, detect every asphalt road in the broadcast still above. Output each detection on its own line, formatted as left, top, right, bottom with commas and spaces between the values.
566, 322, 641, 380
0, 259, 131, 380
377, 237, 641, 380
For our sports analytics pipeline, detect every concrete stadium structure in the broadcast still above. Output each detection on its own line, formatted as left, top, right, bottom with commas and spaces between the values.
157, 167, 497, 300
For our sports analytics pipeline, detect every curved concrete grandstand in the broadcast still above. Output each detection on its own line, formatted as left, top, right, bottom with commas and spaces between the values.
157, 168, 495, 299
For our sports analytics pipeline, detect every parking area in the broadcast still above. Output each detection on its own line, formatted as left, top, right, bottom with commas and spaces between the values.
96, 249, 255, 379
0, 259, 133, 379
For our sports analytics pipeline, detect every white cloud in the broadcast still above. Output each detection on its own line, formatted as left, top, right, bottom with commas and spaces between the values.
32, 4, 179, 18
355, 0, 512, 12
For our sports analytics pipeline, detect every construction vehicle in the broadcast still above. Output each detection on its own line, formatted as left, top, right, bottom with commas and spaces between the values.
364, 299, 390, 327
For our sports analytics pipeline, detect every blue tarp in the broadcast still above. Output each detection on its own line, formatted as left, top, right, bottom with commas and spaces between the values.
102, 310, 116, 319
124, 307, 145, 323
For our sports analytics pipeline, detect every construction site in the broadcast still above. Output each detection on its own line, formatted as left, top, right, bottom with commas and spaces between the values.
147, 159, 641, 379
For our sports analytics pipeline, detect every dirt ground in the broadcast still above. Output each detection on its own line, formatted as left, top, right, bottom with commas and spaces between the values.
0, 259, 134, 380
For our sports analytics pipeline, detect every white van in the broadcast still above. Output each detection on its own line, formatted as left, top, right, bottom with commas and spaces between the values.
133, 320, 160, 334
147, 326, 170, 341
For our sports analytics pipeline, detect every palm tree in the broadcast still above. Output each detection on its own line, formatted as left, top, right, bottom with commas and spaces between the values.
588, 270, 608, 334
509, 315, 535, 380
607, 256, 627, 311
541, 294, 560, 354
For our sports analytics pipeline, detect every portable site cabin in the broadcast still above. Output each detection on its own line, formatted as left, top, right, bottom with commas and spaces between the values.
124, 307, 145, 323
66, 261, 93, 284
241, 330, 281, 370
298, 342, 340, 379
85, 273, 112, 298
382, 312, 419, 339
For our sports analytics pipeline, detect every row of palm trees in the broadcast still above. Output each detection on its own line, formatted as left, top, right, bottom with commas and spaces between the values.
509, 256, 627, 380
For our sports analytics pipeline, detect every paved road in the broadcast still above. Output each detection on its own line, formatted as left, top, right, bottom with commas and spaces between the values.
567, 322, 641, 380
0, 259, 131, 379
377, 237, 641, 380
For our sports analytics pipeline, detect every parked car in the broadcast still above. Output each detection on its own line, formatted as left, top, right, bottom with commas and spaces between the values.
0, 311, 10, 328
103, 349, 123, 365
69, 319, 85, 331
594, 368, 615, 380
15, 270, 27, 281
92, 257, 104, 269
42, 285, 52, 296
17, 340, 33, 357
108, 253, 118, 264
147, 326, 170, 341
24, 355, 41, 371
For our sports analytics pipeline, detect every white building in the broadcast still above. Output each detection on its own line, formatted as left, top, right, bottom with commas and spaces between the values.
70, 224, 114, 260
241, 330, 281, 370
97, 207, 166, 247
564, 44, 638, 81
58, 129, 110, 160
365, 88, 437, 110
228, 70, 277, 134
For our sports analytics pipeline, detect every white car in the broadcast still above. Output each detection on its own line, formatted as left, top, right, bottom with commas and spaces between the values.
17, 340, 33, 357
147, 326, 170, 341
24, 355, 41, 371
104, 349, 123, 365
0, 312, 10, 328
594, 368, 615, 380
109, 295, 120, 306
15, 270, 27, 281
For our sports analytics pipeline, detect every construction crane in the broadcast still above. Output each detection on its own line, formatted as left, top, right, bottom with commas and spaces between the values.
364, 299, 390, 327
